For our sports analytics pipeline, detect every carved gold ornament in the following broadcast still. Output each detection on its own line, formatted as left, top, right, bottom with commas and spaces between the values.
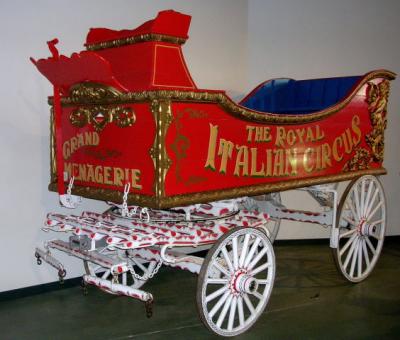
343, 148, 372, 171
70, 82, 123, 105
70, 106, 135, 132
365, 80, 390, 162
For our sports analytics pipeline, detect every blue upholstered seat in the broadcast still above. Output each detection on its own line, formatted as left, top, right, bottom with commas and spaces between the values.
241, 75, 360, 114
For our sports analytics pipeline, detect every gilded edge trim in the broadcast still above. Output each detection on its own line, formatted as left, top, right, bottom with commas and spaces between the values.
86, 34, 187, 51
149, 100, 173, 202
49, 168, 387, 209
52, 70, 396, 125
50, 109, 57, 183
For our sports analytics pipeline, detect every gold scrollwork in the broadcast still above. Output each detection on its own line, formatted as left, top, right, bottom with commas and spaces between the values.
70, 82, 123, 105
70, 106, 135, 132
343, 148, 372, 171
365, 80, 390, 162
85, 33, 187, 51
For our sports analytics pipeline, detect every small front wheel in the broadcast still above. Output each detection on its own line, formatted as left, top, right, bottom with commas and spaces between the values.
197, 227, 275, 337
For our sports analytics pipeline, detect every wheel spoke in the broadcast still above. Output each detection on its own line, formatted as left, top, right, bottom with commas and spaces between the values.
367, 201, 383, 220
357, 238, 363, 277
243, 294, 255, 314
340, 228, 356, 239
227, 296, 237, 331
353, 185, 361, 219
250, 261, 271, 276
339, 232, 357, 257
243, 238, 261, 268
209, 290, 230, 318
239, 234, 250, 268
360, 179, 366, 217
252, 291, 264, 301
342, 215, 357, 227
257, 279, 270, 285
363, 179, 374, 216
206, 278, 229, 285
365, 188, 379, 218
222, 247, 235, 273
206, 285, 228, 303
362, 239, 370, 267
343, 236, 358, 269
247, 247, 268, 271
365, 237, 376, 255
349, 238, 359, 277
237, 296, 245, 327
216, 294, 233, 328
232, 236, 239, 270
213, 261, 230, 277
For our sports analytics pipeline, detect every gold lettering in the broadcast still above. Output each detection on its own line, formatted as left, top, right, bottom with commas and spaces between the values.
250, 147, 265, 176
218, 139, 234, 173
234, 145, 249, 176
332, 137, 344, 161
303, 148, 314, 173
321, 143, 332, 169
295, 128, 305, 144
286, 130, 296, 146
246, 125, 255, 142
104, 166, 113, 185
305, 128, 315, 143
94, 166, 103, 184
87, 165, 94, 182
285, 148, 298, 175
114, 168, 124, 187
63, 141, 70, 160
275, 127, 286, 147
131, 169, 142, 189
266, 149, 273, 176
273, 149, 284, 176
205, 124, 219, 170
316, 125, 325, 140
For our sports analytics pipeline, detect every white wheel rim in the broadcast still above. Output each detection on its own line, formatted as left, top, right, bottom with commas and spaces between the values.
85, 248, 157, 291
199, 228, 275, 336
336, 176, 386, 282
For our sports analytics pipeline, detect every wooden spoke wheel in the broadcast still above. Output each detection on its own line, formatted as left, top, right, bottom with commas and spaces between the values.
84, 248, 158, 291
197, 227, 275, 337
333, 175, 386, 283
241, 193, 282, 243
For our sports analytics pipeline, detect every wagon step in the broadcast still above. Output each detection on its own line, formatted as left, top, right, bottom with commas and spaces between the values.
83, 274, 153, 303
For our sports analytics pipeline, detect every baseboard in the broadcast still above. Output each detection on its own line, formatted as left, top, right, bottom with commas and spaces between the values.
1, 235, 399, 301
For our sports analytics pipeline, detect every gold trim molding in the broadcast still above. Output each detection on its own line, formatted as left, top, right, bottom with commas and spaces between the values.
49, 168, 386, 209
149, 100, 173, 201
52, 70, 396, 125
86, 34, 187, 51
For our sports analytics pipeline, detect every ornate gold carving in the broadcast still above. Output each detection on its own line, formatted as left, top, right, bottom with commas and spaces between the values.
150, 100, 173, 200
365, 80, 390, 162
70, 82, 123, 105
343, 148, 372, 171
49, 168, 386, 209
54, 70, 395, 125
86, 34, 187, 51
70, 106, 135, 132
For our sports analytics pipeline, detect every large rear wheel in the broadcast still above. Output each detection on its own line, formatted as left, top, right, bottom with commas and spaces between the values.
333, 175, 386, 282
